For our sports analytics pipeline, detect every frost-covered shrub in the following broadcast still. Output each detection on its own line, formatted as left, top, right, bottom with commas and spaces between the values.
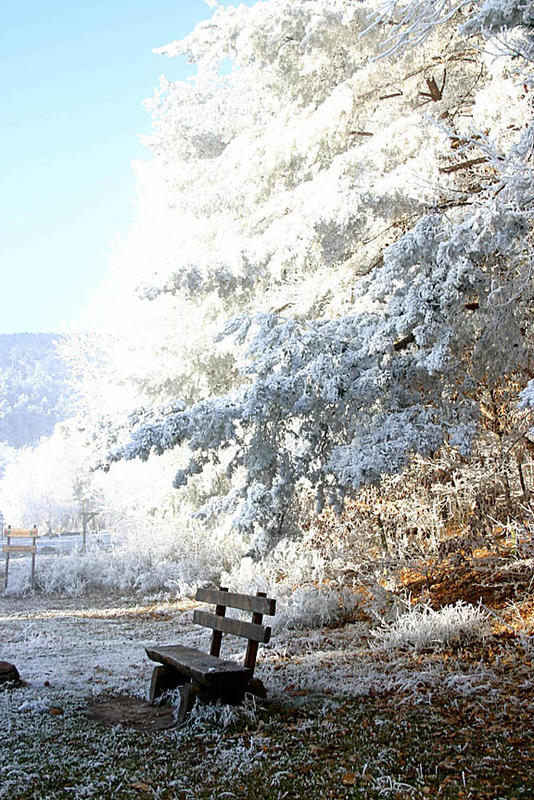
218, 534, 358, 629
15, 528, 238, 597
272, 583, 361, 631
370, 600, 491, 652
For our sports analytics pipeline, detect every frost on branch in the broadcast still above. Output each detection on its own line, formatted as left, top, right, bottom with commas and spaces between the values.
115, 202, 530, 546
461, 0, 534, 65
363, 0, 472, 57
520, 379, 534, 409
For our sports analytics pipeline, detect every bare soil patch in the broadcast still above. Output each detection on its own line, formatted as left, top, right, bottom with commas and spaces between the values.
87, 693, 176, 731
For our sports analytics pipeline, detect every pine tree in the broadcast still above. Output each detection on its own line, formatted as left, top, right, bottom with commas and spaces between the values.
91, 0, 532, 553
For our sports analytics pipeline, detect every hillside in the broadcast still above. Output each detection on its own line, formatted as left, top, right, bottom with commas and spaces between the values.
0, 333, 72, 448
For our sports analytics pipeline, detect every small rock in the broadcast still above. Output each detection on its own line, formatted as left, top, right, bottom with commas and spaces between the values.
0, 661, 20, 686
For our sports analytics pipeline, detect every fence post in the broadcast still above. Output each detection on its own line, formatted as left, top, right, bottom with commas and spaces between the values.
4, 526, 11, 588
31, 524, 37, 590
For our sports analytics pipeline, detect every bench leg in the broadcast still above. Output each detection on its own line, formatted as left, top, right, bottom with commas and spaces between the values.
149, 665, 189, 705
246, 677, 267, 699
175, 683, 197, 724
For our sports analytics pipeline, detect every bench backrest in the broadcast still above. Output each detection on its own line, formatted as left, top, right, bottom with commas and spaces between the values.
194, 587, 276, 675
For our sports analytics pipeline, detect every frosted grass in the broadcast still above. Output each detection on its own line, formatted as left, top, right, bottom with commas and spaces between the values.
370, 600, 491, 652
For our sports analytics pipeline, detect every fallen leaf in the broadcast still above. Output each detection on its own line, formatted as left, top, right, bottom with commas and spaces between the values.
341, 772, 356, 786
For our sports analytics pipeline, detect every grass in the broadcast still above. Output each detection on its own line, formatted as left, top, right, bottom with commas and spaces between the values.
2, 636, 533, 799
1, 547, 533, 799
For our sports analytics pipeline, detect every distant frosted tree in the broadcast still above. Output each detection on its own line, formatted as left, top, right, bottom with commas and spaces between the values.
86, 0, 532, 554
0, 431, 83, 530
0, 334, 72, 448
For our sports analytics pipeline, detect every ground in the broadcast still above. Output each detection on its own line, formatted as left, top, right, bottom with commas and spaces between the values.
0, 551, 533, 800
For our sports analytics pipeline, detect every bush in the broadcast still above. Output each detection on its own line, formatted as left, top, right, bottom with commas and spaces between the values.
370, 600, 490, 652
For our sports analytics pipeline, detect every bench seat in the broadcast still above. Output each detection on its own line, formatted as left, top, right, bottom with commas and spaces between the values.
145, 644, 252, 692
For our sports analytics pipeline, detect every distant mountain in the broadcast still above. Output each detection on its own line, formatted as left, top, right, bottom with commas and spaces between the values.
0, 333, 72, 448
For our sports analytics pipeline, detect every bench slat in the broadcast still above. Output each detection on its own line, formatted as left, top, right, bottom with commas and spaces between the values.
193, 610, 271, 643
195, 588, 276, 616
146, 644, 251, 690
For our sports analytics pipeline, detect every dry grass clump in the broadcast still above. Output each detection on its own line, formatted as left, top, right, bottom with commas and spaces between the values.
370, 600, 491, 652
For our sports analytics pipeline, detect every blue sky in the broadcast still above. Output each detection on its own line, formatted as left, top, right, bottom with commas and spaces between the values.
0, 0, 238, 334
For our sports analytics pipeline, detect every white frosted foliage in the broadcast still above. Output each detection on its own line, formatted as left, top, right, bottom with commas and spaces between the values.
69, 0, 533, 552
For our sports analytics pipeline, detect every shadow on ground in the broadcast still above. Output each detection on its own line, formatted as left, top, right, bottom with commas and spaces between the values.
87, 693, 176, 731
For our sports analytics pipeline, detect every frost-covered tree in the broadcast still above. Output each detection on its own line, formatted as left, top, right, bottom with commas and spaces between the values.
0, 334, 72, 448
0, 429, 85, 530
89, 0, 533, 554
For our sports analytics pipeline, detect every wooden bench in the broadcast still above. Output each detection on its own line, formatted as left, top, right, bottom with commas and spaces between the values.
146, 587, 276, 719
